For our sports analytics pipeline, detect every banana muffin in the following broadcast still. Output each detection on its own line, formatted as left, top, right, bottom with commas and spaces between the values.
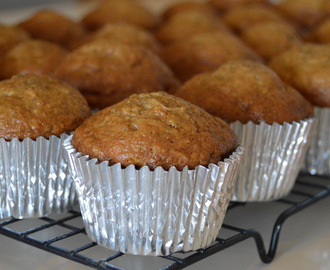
72, 91, 238, 170
0, 39, 68, 79
81, 0, 160, 31
175, 60, 313, 124
161, 32, 261, 82
268, 43, 330, 107
74, 22, 161, 54
305, 17, 330, 44
0, 24, 30, 56
161, 1, 217, 20
208, 0, 266, 12
54, 40, 180, 109
240, 21, 302, 61
17, 9, 86, 49
155, 10, 230, 45
223, 4, 289, 33
272, 0, 330, 28
0, 74, 91, 140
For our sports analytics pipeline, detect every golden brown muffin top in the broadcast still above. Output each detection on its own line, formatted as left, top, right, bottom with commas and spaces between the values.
0, 39, 68, 80
54, 40, 180, 107
175, 60, 313, 124
268, 43, 330, 107
272, 0, 330, 28
240, 21, 302, 61
209, 0, 267, 12
223, 4, 288, 32
155, 10, 230, 45
81, 0, 160, 31
75, 22, 161, 54
161, 1, 217, 20
18, 9, 86, 49
0, 24, 30, 56
0, 74, 91, 140
161, 31, 261, 82
72, 91, 238, 170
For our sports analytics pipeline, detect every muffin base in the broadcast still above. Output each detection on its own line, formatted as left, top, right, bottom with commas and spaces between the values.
0, 134, 76, 219
230, 119, 315, 202
64, 135, 244, 256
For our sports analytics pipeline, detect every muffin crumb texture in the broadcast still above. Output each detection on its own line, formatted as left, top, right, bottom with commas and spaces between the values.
72, 92, 238, 170
0, 74, 91, 140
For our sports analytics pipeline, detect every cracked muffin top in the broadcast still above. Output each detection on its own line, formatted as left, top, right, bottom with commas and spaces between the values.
0, 39, 68, 80
268, 43, 330, 107
0, 74, 91, 140
175, 60, 313, 124
18, 9, 86, 49
54, 40, 180, 109
72, 91, 238, 170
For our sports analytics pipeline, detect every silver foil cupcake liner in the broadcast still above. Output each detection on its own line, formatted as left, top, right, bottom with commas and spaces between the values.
230, 119, 315, 202
302, 107, 330, 176
0, 134, 76, 219
64, 135, 244, 256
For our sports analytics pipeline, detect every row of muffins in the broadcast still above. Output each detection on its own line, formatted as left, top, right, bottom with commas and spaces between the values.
0, 0, 328, 256
1, 0, 330, 110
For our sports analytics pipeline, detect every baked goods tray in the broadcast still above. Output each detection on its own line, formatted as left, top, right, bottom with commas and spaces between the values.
0, 174, 328, 270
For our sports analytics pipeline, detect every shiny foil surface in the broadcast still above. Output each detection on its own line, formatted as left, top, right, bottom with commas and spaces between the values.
64, 136, 244, 256
230, 119, 315, 202
303, 107, 330, 176
0, 134, 76, 219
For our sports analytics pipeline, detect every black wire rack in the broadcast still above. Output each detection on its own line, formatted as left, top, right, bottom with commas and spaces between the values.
0, 174, 329, 270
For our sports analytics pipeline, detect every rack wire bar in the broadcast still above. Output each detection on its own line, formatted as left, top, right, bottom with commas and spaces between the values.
0, 174, 329, 270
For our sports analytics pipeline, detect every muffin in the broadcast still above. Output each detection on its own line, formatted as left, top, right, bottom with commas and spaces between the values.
64, 91, 243, 255
161, 1, 217, 20
269, 44, 330, 175
0, 24, 30, 56
208, 0, 266, 12
54, 40, 180, 109
272, 0, 330, 28
175, 60, 315, 201
175, 60, 313, 124
155, 10, 230, 45
74, 22, 161, 54
268, 43, 330, 107
161, 31, 262, 82
223, 4, 289, 32
0, 39, 68, 80
81, 0, 160, 31
240, 21, 302, 61
305, 17, 330, 44
0, 74, 91, 218
72, 91, 238, 170
0, 74, 91, 139
17, 9, 87, 49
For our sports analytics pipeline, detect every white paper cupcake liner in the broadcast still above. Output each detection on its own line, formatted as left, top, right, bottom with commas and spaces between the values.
302, 107, 330, 176
0, 134, 76, 219
230, 119, 315, 202
64, 135, 244, 256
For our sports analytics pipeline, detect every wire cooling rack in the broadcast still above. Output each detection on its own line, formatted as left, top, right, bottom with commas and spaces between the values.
0, 174, 329, 270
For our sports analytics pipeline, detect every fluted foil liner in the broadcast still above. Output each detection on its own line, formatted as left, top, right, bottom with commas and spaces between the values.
64, 135, 244, 256
230, 119, 315, 202
0, 134, 76, 219
302, 107, 330, 176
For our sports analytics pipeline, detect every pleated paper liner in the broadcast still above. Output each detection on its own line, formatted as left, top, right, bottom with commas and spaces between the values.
302, 107, 330, 176
230, 119, 315, 202
0, 134, 76, 219
64, 135, 244, 256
